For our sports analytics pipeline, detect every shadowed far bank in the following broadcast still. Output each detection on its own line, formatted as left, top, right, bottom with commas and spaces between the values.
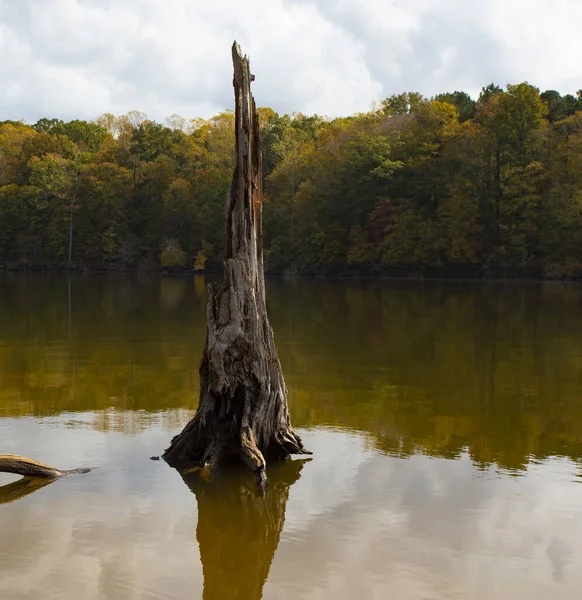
3, 262, 581, 282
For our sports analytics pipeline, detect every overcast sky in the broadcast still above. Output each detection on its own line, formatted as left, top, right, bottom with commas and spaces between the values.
0, 0, 580, 124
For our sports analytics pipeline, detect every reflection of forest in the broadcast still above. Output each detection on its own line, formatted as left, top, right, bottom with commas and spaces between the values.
0, 274, 207, 418
1, 274, 582, 471
272, 279, 582, 471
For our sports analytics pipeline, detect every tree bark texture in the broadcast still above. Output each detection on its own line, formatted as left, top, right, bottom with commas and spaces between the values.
0, 454, 93, 479
163, 42, 309, 478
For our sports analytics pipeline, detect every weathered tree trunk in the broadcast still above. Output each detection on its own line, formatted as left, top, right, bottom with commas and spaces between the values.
163, 42, 310, 479
0, 454, 93, 479
182, 459, 307, 599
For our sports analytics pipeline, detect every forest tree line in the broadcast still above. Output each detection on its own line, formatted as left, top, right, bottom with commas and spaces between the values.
1, 83, 582, 277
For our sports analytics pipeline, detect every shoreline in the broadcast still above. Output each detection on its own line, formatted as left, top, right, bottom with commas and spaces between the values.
1, 263, 580, 283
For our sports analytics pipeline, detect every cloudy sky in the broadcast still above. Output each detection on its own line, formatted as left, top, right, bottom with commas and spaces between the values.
0, 0, 580, 124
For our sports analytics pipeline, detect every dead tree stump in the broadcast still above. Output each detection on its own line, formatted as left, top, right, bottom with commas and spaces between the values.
163, 42, 310, 480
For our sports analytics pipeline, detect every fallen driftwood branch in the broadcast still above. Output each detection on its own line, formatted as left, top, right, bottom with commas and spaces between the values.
0, 454, 95, 479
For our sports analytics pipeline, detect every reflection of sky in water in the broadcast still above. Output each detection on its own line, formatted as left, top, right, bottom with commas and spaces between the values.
2, 415, 582, 600
2, 276, 582, 598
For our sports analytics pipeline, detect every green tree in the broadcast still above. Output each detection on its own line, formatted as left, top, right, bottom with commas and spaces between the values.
478, 83, 503, 104
76, 162, 133, 265
32, 118, 64, 133
434, 91, 476, 122
382, 92, 426, 116
52, 120, 108, 153
160, 238, 187, 270
28, 152, 82, 265
494, 83, 545, 165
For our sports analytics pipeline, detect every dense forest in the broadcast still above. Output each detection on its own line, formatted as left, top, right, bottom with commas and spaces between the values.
1, 83, 581, 278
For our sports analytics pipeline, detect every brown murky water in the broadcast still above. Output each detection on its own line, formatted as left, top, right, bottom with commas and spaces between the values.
1, 274, 582, 599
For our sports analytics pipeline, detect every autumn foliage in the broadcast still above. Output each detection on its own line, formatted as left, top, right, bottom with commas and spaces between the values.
1, 84, 582, 278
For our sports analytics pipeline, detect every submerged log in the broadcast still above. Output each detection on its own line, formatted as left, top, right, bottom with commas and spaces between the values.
163, 42, 310, 479
0, 454, 94, 479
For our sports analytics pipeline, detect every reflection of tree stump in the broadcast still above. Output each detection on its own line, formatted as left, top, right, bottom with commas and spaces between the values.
163, 42, 309, 479
182, 459, 307, 600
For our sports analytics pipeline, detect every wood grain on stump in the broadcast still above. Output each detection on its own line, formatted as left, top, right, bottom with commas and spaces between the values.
163, 42, 310, 480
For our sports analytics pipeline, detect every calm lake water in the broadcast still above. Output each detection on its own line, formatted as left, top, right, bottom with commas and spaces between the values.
1, 274, 582, 600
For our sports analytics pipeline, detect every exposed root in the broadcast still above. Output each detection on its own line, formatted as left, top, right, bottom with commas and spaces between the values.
241, 425, 268, 486
164, 423, 310, 487
275, 429, 312, 456
202, 437, 226, 471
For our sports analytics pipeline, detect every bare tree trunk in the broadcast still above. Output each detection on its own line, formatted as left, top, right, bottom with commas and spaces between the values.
68, 200, 74, 268
163, 42, 310, 480
68, 163, 80, 269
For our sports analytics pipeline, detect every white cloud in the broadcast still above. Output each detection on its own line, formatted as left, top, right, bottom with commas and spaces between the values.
0, 0, 580, 124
